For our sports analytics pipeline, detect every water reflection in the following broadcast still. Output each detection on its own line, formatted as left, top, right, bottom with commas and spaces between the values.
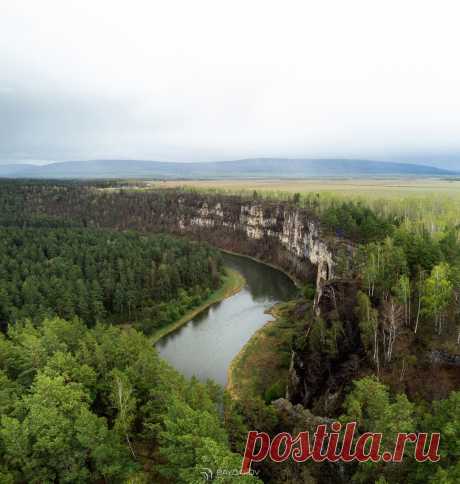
156, 253, 298, 385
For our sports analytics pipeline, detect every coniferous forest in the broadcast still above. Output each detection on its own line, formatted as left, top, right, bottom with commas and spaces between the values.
0, 228, 222, 332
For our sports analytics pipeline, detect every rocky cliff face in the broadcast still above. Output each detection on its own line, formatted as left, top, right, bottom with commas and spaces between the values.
175, 194, 335, 308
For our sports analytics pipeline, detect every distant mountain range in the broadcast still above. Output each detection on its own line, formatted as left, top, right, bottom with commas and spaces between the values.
0, 158, 456, 179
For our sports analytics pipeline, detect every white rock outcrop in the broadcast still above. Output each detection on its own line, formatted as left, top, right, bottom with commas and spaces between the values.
177, 200, 335, 309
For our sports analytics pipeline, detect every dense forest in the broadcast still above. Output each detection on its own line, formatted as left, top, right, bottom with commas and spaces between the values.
0, 185, 262, 482
0, 180, 459, 483
0, 319, 260, 483
0, 227, 222, 334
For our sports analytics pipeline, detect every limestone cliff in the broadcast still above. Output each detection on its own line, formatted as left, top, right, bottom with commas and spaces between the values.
174, 194, 335, 309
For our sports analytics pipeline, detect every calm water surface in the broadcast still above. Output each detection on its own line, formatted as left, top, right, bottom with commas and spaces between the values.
156, 253, 297, 385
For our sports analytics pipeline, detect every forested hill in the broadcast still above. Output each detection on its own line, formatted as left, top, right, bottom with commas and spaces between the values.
0, 157, 455, 178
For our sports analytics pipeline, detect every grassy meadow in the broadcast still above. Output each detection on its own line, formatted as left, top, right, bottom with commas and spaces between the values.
149, 177, 460, 199
148, 177, 460, 234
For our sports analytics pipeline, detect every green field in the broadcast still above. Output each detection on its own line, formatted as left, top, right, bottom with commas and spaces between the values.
149, 177, 460, 198
149, 178, 460, 234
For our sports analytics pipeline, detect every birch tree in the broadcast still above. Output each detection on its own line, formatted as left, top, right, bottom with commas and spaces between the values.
381, 298, 403, 363
393, 274, 411, 327
422, 263, 453, 335
111, 370, 137, 459
356, 291, 380, 371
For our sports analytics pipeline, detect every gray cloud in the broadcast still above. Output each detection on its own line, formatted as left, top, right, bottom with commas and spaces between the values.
1, 1, 460, 168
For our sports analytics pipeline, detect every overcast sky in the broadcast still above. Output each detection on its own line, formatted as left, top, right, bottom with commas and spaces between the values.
2, 1, 460, 167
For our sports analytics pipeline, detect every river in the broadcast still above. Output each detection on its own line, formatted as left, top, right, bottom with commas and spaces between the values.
156, 252, 298, 385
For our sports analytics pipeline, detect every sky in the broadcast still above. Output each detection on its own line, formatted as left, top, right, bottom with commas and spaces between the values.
1, 0, 460, 168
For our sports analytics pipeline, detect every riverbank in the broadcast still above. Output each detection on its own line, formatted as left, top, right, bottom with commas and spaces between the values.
227, 301, 296, 400
151, 267, 246, 344
219, 248, 302, 289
